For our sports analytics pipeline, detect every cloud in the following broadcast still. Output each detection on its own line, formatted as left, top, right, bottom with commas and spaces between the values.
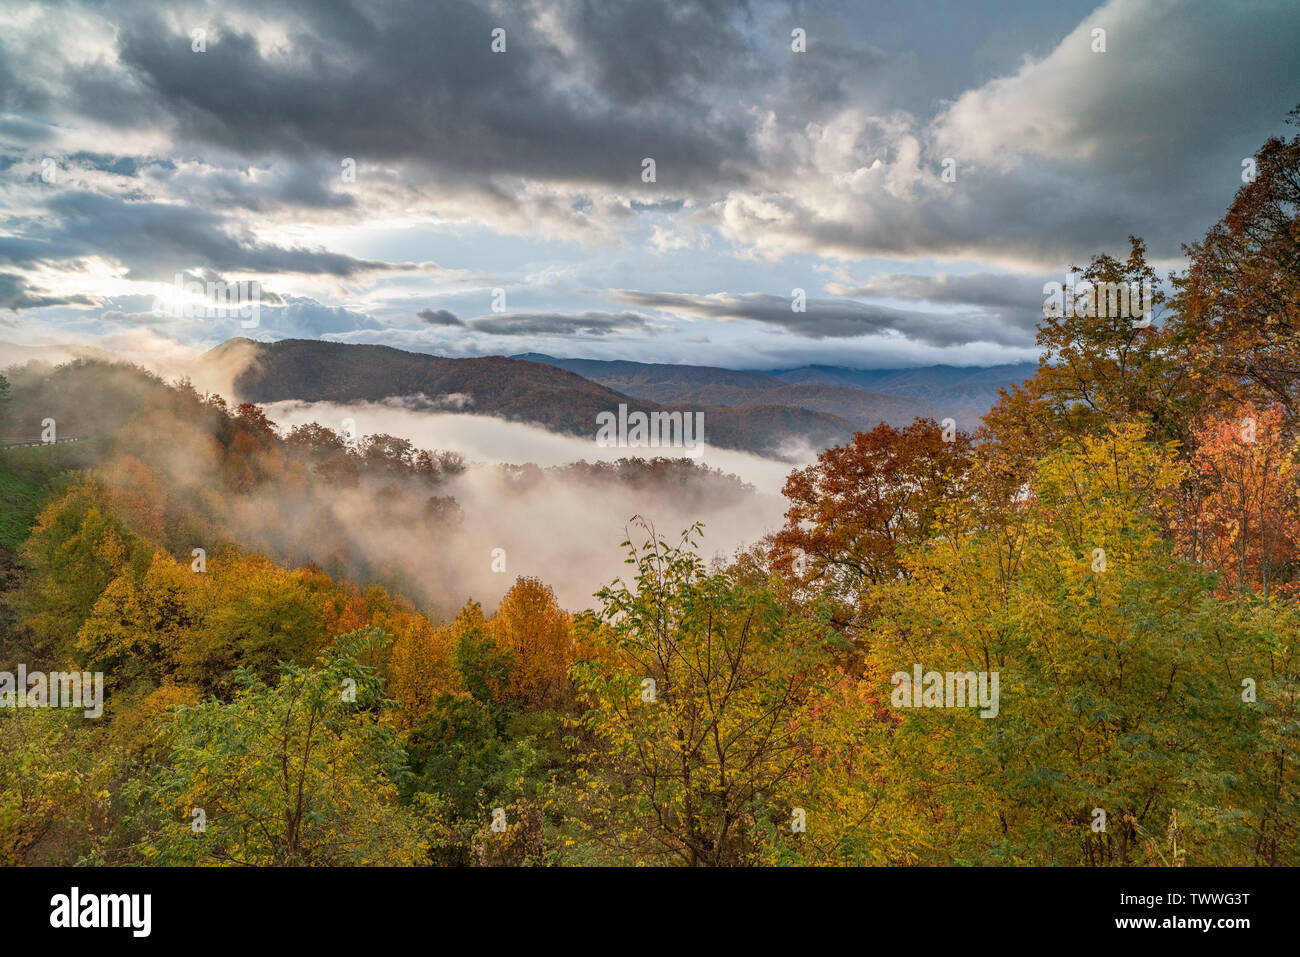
258, 398, 796, 610
14, 191, 417, 281
93, 0, 755, 202
416, 308, 465, 327
19, 0, 1281, 267
1, 0, 1296, 370
0, 272, 97, 310
712, 0, 1300, 267
376, 392, 474, 411
825, 271, 1050, 335
469, 310, 651, 337
260, 298, 384, 336
159, 159, 357, 213
609, 289, 1033, 346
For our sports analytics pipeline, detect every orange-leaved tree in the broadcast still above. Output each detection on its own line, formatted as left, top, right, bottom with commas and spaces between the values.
1183, 404, 1300, 598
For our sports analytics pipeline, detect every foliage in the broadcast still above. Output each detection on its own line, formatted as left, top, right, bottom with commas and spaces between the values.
566, 519, 841, 865
133, 629, 426, 866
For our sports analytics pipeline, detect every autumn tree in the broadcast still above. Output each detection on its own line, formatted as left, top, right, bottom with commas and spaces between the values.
489, 577, 573, 709
1175, 107, 1300, 419
1232, 601, 1300, 863
233, 402, 277, 445
1033, 236, 1191, 445
1183, 404, 1299, 598
135, 629, 426, 865
12, 477, 149, 660
836, 426, 1254, 865
180, 551, 328, 695
566, 521, 841, 866
361, 433, 416, 474
770, 419, 972, 635
284, 422, 360, 486
75, 550, 204, 695
388, 608, 461, 726
0, 707, 114, 865
446, 600, 513, 708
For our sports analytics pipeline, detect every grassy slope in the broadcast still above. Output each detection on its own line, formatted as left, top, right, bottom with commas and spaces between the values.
0, 455, 52, 551
0, 440, 106, 551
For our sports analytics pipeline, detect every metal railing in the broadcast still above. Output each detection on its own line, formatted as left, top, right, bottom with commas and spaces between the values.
0, 436, 91, 450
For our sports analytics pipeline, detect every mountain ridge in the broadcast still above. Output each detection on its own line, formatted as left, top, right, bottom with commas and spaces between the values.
202, 339, 862, 458
513, 353, 1035, 431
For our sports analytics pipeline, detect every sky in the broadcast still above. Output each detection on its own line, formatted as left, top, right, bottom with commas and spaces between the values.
1, 0, 1297, 372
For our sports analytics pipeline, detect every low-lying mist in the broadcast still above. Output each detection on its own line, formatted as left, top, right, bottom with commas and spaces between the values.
262, 398, 802, 494
262, 399, 797, 612
1, 358, 802, 618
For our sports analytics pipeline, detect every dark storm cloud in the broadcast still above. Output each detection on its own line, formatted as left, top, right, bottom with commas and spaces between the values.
3, 191, 410, 281
159, 161, 356, 213
2, 0, 1296, 268
0, 273, 97, 311
417, 308, 465, 327
553, 0, 754, 105
610, 290, 1031, 346
1, 0, 1298, 371
469, 311, 650, 337
102, 0, 756, 191
830, 272, 1051, 334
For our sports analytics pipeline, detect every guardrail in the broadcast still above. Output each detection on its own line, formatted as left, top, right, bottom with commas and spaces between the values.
0, 436, 91, 450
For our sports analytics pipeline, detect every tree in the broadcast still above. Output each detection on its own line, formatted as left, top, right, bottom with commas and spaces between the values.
403, 694, 564, 866
1231, 600, 1300, 864
135, 629, 426, 865
284, 422, 348, 459
233, 401, 274, 434
1183, 404, 1299, 598
361, 433, 416, 474
13, 477, 148, 660
0, 706, 113, 865
285, 423, 359, 487
566, 520, 841, 866
1176, 108, 1300, 418
770, 419, 972, 636
839, 426, 1253, 865
489, 577, 572, 709
388, 609, 460, 727
1034, 236, 1191, 445
181, 552, 327, 695
450, 600, 512, 709
75, 550, 203, 694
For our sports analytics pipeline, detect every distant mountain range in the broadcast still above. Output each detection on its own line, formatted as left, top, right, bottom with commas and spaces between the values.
4, 338, 1038, 460
763, 362, 1040, 411
516, 354, 1037, 433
